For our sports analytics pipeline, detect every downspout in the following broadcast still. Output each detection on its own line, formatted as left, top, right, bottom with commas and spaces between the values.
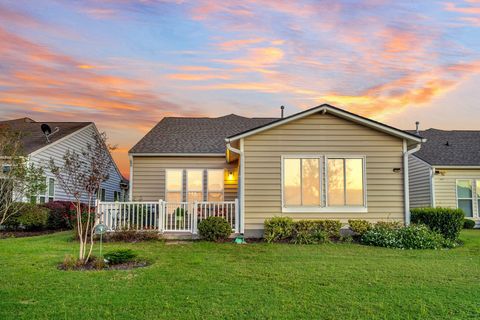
128, 154, 133, 201
226, 140, 244, 234
403, 140, 422, 225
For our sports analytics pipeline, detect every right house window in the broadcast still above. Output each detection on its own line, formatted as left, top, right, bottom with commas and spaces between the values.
457, 179, 473, 217
327, 158, 365, 206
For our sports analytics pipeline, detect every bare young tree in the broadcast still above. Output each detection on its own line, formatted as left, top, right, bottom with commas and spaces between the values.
49, 131, 115, 263
0, 128, 46, 226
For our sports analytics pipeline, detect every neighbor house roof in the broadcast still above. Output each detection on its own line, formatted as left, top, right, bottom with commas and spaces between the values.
129, 114, 277, 154
0, 118, 92, 154
409, 129, 480, 167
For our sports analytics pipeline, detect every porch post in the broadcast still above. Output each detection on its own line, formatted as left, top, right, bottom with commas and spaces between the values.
158, 199, 164, 233
193, 201, 198, 234
234, 198, 240, 233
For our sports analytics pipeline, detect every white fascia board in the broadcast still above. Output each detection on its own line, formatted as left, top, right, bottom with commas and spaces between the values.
130, 153, 226, 157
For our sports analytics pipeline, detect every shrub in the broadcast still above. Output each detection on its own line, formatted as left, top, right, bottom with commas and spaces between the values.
361, 224, 446, 249
410, 207, 464, 241
3, 203, 49, 231
198, 216, 232, 241
104, 249, 137, 265
463, 219, 476, 229
375, 221, 402, 230
348, 220, 372, 236
291, 220, 330, 244
16, 204, 49, 230
264, 217, 293, 243
61, 254, 81, 270
103, 229, 163, 242
314, 220, 342, 239
43, 201, 73, 230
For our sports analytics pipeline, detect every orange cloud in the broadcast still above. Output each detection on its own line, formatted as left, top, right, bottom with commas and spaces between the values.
217, 38, 265, 51
445, 2, 480, 14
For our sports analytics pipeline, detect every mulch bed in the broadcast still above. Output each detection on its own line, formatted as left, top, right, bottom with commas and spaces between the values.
0, 230, 61, 239
58, 260, 150, 271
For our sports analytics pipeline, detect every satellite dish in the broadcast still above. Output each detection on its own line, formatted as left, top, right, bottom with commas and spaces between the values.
40, 124, 60, 143
41, 124, 52, 135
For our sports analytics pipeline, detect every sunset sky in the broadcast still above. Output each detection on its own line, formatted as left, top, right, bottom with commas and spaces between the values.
0, 0, 479, 177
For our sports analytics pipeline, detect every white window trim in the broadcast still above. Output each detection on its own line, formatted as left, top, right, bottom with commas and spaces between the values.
281, 155, 322, 208
456, 179, 474, 218
47, 177, 55, 202
207, 169, 225, 202
186, 169, 204, 202
281, 154, 368, 213
476, 180, 480, 219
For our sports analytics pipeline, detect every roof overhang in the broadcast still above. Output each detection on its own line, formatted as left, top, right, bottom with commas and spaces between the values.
225, 104, 426, 145
130, 152, 225, 157
433, 165, 480, 169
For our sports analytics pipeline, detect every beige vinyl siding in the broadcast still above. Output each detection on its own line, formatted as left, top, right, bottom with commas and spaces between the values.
132, 156, 238, 201
434, 169, 480, 213
408, 155, 432, 208
243, 112, 405, 231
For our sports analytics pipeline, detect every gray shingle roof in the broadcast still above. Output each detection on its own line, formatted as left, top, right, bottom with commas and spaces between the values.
410, 129, 480, 166
129, 114, 277, 154
0, 118, 92, 154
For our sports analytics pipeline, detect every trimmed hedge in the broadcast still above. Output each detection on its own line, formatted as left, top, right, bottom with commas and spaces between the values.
198, 216, 232, 242
463, 219, 476, 229
348, 220, 372, 236
264, 218, 341, 244
410, 207, 464, 241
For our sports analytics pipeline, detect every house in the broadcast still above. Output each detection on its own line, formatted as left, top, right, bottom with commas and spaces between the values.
0, 118, 127, 204
129, 104, 424, 237
409, 129, 480, 226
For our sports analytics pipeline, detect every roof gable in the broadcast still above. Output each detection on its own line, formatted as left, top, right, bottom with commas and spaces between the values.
227, 104, 424, 144
411, 129, 480, 166
0, 118, 92, 155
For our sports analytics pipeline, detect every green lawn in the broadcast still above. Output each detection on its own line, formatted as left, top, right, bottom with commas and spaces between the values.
0, 231, 479, 320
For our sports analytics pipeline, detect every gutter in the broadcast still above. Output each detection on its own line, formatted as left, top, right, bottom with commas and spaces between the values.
225, 139, 244, 234
403, 140, 422, 225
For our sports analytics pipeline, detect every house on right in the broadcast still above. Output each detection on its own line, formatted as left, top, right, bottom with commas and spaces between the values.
409, 129, 480, 227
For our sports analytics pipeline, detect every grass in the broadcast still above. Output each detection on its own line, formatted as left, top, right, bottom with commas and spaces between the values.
0, 231, 479, 320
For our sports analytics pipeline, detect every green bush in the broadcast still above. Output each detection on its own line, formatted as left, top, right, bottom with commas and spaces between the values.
348, 220, 372, 236
463, 219, 476, 229
375, 221, 402, 230
291, 220, 330, 244
104, 249, 137, 265
198, 216, 232, 242
410, 207, 464, 241
314, 220, 342, 239
361, 224, 446, 249
264, 217, 293, 243
3, 203, 49, 230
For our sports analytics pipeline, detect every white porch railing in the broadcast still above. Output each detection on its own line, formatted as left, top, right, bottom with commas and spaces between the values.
97, 199, 239, 234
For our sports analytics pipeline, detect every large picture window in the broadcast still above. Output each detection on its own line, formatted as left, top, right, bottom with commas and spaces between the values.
283, 158, 320, 206
327, 158, 365, 206
457, 179, 473, 217
187, 169, 204, 202
207, 170, 224, 202
166, 169, 183, 202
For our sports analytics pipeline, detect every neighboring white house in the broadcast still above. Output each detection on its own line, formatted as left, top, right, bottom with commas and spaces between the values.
0, 118, 128, 204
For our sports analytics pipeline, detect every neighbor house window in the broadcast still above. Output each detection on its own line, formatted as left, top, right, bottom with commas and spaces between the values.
166, 169, 183, 202
327, 158, 365, 206
98, 188, 106, 202
283, 158, 320, 206
114, 191, 121, 202
187, 169, 204, 202
207, 170, 224, 201
457, 180, 473, 217
48, 178, 55, 202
